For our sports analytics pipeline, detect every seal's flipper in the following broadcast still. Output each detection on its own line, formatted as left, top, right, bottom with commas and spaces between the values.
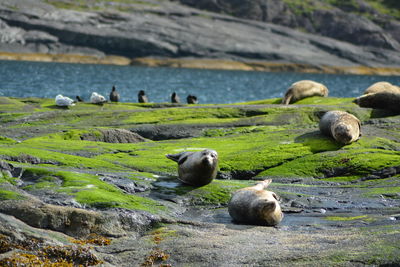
166, 151, 192, 163
166, 153, 182, 162
253, 179, 272, 190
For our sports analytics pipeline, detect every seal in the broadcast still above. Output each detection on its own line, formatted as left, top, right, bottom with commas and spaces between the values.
228, 179, 283, 226
281, 80, 329, 104
109, 86, 120, 102
319, 110, 361, 145
138, 90, 149, 103
354, 92, 400, 113
171, 92, 180, 103
363, 81, 400, 95
166, 149, 218, 186
187, 95, 198, 104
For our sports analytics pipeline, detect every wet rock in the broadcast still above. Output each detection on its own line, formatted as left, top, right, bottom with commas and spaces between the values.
0, 161, 23, 178
361, 165, 400, 181
101, 175, 149, 193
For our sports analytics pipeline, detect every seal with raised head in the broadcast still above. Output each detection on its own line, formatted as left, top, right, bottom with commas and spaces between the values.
110, 86, 120, 102
363, 81, 400, 95
166, 149, 218, 186
228, 179, 283, 226
354, 92, 400, 113
281, 80, 329, 105
319, 110, 361, 145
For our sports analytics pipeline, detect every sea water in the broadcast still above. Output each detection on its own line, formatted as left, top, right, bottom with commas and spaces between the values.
0, 60, 399, 104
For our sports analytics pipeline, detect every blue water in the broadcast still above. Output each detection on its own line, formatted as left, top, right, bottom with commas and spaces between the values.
0, 60, 399, 104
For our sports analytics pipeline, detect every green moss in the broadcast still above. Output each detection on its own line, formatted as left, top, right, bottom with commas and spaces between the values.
0, 189, 25, 200
20, 168, 166, 213
258, 145, 400, 179
0, 136, 17, 144
325, 215, 368, 221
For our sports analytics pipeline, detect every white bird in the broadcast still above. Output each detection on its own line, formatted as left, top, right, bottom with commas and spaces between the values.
55, 94, 75, 107
90, 92, 107, 104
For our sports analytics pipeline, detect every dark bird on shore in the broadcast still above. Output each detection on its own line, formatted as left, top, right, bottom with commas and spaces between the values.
109, 86, 120, 102
187, 94, 198, 104
138, 90, 149, 103
76, 95, 84, 102
171, 92, 180, 103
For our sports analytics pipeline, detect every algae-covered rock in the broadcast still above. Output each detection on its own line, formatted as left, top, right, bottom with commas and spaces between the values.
1, 96, 400, 266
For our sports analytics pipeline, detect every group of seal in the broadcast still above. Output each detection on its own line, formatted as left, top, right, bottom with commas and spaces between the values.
165, 149, 283, 226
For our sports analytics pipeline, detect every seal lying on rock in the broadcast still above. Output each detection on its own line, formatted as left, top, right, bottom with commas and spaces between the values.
363, 81, 400, 95
319, 110, 361, 145
281, 80, 329, 104
228, 179, 283, 226
166, 149, 218, 186
354, 92, 400, 113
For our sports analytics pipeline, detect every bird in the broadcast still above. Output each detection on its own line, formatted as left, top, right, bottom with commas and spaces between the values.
138, 90, 149, 103
109, 86, 120, 102
187, 95, 198, 104
171, 92, 180, 103
55, 94, 75, 107
76, 95, 84, 102
90, 92, 107, 104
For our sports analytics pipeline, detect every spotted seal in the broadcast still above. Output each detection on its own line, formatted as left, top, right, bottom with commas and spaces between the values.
282, 80, 329, 104
228, 179, 283, 226
166, 149, 218, 186
319, 110, 361, 145
363, 81, 400, 95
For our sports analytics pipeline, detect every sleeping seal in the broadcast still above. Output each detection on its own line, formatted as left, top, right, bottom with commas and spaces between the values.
282, 80, 329, 104
363, 81, 400, 95
319, 110, 361, 145
166, 149, 218, 186
228, 179, 283, 226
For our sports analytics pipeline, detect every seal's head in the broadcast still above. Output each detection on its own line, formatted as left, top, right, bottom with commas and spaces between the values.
253, 191, 283, 226
200, 149, 218, 167
332, 123, 353, 144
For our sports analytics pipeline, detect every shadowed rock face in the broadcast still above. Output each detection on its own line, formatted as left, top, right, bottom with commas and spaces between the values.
179, 0, 400, 51
0, 0, 399, 67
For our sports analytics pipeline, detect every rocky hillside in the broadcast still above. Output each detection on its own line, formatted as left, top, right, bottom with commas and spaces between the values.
0, 0, 400, 70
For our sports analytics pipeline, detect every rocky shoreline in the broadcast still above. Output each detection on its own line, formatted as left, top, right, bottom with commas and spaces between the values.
2, 51, 400, 76
1, 96, 399, 265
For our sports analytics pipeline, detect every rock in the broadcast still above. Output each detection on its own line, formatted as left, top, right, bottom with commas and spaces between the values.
0, 0, 399, 67
0, 199, 160, 238
81, 129, 147, 143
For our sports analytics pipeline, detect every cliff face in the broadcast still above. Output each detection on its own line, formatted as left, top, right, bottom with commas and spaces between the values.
0, 0, 399, 68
